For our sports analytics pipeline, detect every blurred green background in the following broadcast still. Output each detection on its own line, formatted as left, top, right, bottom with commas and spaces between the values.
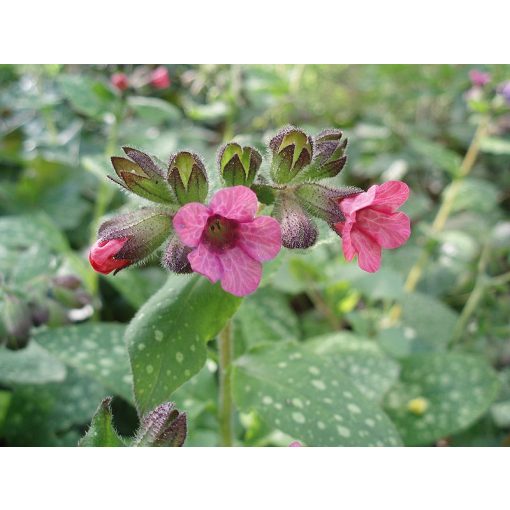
0, 64, 509, 447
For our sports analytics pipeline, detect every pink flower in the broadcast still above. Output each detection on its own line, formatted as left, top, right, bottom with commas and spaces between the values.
289, 441, 302, 447
469, 69, 491, 87
150, 66, 171, 89
173, 186, 281, 297
89, 238, 131, 274
111, 73, 129, 91
334, 181, 411, 273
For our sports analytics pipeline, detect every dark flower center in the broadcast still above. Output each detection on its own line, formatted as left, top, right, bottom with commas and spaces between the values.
203, 215, 238, 251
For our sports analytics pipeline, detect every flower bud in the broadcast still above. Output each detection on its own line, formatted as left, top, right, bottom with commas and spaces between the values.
150, 66, 171, 89
273, 190, 318, 249
167, 151, 208, 204
91, 208, 173, 274
269, 126, 313, 184
1, 294, 32, 350
111, 73, 129, 91
162, 235, 192, 274
52, 275, 82, 290
295, 183, 362, 224
217, 142, 262, 187
109, 147, 174, 204
297, 128, 348, 182
134, 402, 187, 447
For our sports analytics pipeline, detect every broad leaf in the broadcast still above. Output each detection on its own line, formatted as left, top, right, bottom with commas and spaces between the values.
383, 353, 500, 446
0, 342, 66, 385
234, 287, 299, 352
126, 275, 241, 415
233, 342, 402, 446
305, 332, 400, 401
35, 323, 133, 402
79, 397, 125, 447
3, 369, 107, 446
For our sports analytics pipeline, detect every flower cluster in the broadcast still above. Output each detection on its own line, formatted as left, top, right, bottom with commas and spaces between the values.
110, 66, 171, 93
465, 68, 510, 111
89, 126, 411, 296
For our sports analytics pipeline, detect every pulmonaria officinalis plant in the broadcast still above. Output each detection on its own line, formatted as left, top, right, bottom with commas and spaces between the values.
89, 125, 411, 296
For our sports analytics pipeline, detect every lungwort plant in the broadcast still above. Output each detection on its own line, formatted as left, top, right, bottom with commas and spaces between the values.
84, 125, 414, 446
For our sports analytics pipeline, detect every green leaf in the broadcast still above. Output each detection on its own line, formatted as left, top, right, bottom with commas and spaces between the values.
383, 353, 500, 446
0, 390, 11, 434
0, 342, 66, 385
480, 136, 510, 155
411, 138, 462, 176
3, 369, 107, 446
448, 178, 500, 214
401, 293, 458, 353
128, 96, 181, 124
305, 332, 400, 401
35, 323, 133, 402
107, 267, 165, 309
79, 397, 126, 447
233, 342, 402, 446
126, 275, 241, 415
59, 75, 116, 118
234, 287, 299, 351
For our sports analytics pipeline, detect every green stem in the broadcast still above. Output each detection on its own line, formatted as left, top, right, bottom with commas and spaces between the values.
451, 242, 490, 343
218, 320, 234, 446
389, 118, 489, 323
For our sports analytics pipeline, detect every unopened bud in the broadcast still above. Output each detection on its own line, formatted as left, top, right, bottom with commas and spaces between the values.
168, 151, 208, 204
269, 126, 313, 184
217, 143, 262, 187
273, 190, 318, 249
91, 207, 172, 274
1, 295, 32, 350
162, 235, 192, 274
134, 402, 187, 447
109, 147, 174, 204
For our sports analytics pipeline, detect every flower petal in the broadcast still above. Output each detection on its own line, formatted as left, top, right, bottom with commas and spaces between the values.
372, 181, 409, 212
336, 219, 356, 262
237, 216, 282, 262
357, 209, 411, 249
173, 203, 210, 247
350, 226, 382, 273
338, 185, 376, 217
209, 186, 258, 222
218, 246, 262, 297
188, 243, 223, 283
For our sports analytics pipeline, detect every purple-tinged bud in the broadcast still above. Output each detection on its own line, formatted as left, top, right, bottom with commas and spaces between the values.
217, 142, 262, 187
162, 235, 193, 274
109, 147, 174, 204
93, 207, 173, 274
273, 190, 318, 249
269, 126, 313, 184
1, 294, 32, 350
134, 402, 187, 447
167, 151, 208, 204
52, 275, 82, 290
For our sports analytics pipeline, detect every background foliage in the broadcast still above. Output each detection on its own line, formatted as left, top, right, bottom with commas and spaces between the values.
0, 64, 509, 446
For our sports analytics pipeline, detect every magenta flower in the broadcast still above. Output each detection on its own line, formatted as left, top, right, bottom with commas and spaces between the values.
173, 186, 282, 297
334, 181, 411, 273
469, 69, 491, 87
289, 441, 302, 447
111, 73, 129, 91
150, 66, 171, 89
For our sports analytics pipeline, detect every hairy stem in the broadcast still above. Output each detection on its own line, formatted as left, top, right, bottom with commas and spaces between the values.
218, 320, 234, 446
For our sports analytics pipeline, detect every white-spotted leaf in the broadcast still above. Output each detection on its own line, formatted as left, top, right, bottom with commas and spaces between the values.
233, 342, 402, 446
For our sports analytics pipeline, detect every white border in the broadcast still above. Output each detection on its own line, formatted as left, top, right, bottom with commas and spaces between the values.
1, 448, 508, 509
1, 1, 508, 63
